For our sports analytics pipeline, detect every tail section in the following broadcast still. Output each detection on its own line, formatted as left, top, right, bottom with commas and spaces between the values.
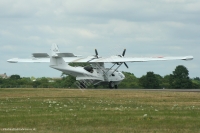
49, 44, 78, 77
50, 43, 65, 67
50, 56, 67, 67
51, 43, 60, 57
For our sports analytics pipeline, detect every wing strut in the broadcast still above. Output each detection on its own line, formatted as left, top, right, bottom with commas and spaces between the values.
107, 49, 129, 76
110, 63, 123, 76
105, 63, 116, 75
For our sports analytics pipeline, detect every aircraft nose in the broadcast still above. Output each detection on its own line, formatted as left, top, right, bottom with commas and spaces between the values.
119, 72, 125, 79
122, 73, 125, 79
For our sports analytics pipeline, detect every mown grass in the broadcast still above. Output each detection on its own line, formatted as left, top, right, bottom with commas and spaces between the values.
0, 88, 200, 133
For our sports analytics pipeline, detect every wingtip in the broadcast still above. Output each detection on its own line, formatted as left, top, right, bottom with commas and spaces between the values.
183, 56, 194, 61
7, 58, 18, 63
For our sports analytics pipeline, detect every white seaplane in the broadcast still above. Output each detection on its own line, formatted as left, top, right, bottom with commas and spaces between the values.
7, 44, 193, 89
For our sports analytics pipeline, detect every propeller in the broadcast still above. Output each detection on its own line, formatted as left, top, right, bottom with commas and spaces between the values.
87, 49, 99, 62
122, 49, 126, 56
124, 62, 129, 68
118, 49, 129, 69
95, 49, 99, 58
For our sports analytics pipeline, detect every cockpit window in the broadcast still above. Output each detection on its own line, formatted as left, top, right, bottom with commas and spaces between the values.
84, 66, 94, 73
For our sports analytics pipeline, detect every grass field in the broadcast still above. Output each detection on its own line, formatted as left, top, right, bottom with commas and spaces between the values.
0, 88, 200, 133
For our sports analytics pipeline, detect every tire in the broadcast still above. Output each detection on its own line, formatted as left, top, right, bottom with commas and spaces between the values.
109, 81, 115, 89
94, 85, 98, 88
114, 85, 118, 89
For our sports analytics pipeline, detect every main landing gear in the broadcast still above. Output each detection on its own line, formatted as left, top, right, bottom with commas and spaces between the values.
109, 81, 118, 89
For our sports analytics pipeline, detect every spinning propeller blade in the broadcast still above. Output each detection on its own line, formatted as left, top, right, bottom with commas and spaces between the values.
124, 62, 129, 68
122, 49, 126, 57
95, 49, 98, 58
87, 49, 99, 62
119, 49, 129, 69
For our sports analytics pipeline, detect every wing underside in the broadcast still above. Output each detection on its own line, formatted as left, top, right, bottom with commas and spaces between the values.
7, 56, 193, 63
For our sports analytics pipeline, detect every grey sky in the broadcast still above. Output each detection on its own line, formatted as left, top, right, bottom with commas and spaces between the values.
0, 0, 199, 78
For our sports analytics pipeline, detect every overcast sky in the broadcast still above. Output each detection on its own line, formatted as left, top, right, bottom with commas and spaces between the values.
0, 0, 199, 78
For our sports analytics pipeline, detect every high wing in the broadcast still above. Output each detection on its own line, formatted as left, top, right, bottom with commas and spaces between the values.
69, 56, 194, 62
7, 55, 193, 63
7, 58, 50, 63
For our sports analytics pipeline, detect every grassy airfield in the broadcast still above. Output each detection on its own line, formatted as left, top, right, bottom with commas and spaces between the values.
0, 88, 200, 133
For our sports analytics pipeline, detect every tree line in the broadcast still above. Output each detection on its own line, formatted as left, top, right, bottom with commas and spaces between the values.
0, 65, 200, 89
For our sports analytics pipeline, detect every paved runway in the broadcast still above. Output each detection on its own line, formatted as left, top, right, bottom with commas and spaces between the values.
130, 89, 200, 92
89, 89, 200, 92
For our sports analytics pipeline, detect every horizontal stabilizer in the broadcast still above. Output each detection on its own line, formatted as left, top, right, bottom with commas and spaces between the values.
32, 53, 50, 58
57, 53, 78, 57
32, 53, 81, 58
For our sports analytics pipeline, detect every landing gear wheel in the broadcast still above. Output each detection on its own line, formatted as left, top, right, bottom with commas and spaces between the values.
114, 85, 118, 89
94, 85, 98, 88
109, 81, 115, 89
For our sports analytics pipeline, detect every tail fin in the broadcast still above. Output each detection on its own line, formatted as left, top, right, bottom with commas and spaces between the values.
51, 43, 60, 57
50, 44, 66, 67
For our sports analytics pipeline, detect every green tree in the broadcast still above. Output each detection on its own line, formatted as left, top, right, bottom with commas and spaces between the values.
119, 72, 140, 88
37, 77, 49, 88
62, 75, 76, 88
59, 73, 76, 88
193, 77, 200, 81
32, 81, 41, 88
10, 75, 21, 80
162, 75, 171, 89
17, 77, 32, 87
139, 72, 160, 89
192, 77, 200, 89
169, 65, 192, 89
0, 78, 3, 84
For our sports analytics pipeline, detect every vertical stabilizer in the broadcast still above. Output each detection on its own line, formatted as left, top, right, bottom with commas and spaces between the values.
50, 44, 68, 69
51, 43, 60, 57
